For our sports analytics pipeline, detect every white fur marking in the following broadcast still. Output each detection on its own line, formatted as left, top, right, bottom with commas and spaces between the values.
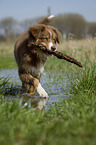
48, 15, 54, 20
22, 64, 44, 77
49, 42, 54, 51
48, 30, 52, 37
31, 66, 44, 76
36, 83, 49, 97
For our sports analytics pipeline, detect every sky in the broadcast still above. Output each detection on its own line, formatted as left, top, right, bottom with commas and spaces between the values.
0, 0, 96, 22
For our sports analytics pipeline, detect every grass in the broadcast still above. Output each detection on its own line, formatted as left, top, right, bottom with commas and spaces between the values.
0, 39, 96, 145
0, 38, 96, 70
0, 41, 17, 69
0, 66, 96, 145
45, 38, 96, 72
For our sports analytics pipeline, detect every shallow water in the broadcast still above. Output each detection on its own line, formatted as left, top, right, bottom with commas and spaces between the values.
0, 69, 70, 110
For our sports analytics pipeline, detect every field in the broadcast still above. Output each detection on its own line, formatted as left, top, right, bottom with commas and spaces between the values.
0, 39, 96, 145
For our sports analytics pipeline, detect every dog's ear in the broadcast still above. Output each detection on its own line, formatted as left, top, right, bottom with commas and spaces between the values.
51, 27, 62, 43
28, 24, 46, 40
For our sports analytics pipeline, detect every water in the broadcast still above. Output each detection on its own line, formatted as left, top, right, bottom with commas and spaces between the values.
0, 69, 70, 110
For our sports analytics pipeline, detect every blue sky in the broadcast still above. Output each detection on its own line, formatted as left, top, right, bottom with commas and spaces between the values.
0, 0, 96, 22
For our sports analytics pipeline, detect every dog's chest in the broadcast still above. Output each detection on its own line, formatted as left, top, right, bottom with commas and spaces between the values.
23, 49, 48, 78
31, 64, 44, 77
23, 62, 44, 78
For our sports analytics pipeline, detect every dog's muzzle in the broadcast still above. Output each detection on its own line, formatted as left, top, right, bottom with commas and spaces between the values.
45, 46, 56, 56
51, 46, 57, 51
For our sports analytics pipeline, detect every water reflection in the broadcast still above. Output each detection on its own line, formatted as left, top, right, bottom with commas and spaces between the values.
0, 69, 70, 110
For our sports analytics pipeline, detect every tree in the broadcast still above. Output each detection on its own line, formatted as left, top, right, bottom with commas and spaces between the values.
50, 13, 87, 39
63, 14, 87, 39
0, 17, 17, 39
88, 22, 96, 38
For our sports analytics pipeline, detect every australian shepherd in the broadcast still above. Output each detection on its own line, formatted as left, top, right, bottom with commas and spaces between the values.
14, 15, 62, 97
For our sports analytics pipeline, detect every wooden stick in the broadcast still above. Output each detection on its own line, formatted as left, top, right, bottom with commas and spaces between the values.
28, 42, 83, 67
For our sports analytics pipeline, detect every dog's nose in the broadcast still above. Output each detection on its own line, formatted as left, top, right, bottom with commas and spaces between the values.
51, 46, 56, 51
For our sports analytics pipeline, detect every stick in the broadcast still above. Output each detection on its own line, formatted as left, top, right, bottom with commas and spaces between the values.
28, 42, 83, 67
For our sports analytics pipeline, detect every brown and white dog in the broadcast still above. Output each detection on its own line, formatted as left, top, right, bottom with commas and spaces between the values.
14, 15, 62, 97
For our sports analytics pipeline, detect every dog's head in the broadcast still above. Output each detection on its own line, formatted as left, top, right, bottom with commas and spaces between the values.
28, 24, 62, 54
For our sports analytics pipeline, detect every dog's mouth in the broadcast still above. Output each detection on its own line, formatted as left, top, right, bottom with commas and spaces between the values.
45, 51, 52, 56
43, 46, 57, 56
45, 49, 57, 56
34, 43, 57, 56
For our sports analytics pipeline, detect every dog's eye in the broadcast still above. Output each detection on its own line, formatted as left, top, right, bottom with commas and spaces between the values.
39, 37, 48, 41
43, 38, 48, 40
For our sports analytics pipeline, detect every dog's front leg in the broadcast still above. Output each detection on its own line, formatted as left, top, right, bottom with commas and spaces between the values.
28, 85, 35, 95
19, 73, 49, 97
36, 83, 49, 98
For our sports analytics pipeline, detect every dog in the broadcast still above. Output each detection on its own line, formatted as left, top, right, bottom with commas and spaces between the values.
14, 15, 62, 97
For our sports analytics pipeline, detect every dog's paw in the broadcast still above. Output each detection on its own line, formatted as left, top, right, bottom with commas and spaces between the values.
36, 84, 49, 98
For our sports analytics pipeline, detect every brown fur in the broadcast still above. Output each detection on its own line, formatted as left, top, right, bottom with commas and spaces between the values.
14, 16, 62, 96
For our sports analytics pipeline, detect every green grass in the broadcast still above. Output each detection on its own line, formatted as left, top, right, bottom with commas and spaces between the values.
0, 41, 17, 69
0, 56, 17, 69
0, 39, 96, 145
71, 65, 96, 95
0, 65, 96, 145
0, 38, 96, 71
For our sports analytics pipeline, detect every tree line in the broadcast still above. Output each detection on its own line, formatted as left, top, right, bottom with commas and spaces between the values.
0, 13, 96, 41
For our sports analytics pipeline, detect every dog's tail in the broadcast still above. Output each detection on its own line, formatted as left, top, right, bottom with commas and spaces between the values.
38, 15, 54, 25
